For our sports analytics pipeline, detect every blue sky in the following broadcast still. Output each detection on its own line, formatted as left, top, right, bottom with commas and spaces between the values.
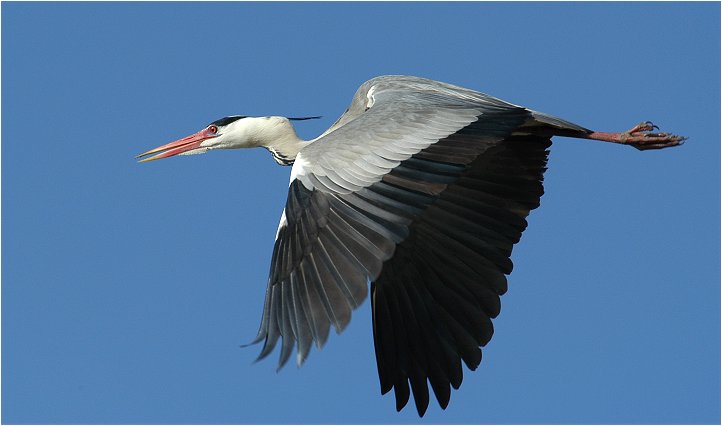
2, 2, 719, 424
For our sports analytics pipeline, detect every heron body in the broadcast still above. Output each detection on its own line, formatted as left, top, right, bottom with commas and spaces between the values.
138, 75, 686, 416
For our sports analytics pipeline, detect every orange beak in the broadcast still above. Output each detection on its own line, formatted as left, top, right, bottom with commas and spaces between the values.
136, 128, 218, 163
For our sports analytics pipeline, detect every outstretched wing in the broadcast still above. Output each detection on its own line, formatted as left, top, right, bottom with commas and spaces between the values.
249, 75, 585, 414
369, 134, 551, 415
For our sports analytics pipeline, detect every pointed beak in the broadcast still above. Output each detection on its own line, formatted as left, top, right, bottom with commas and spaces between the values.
136, 128, 218, 163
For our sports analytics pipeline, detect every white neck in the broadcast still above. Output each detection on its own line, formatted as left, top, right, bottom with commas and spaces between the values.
229, 116, 310, 166
262, 120, 309, 166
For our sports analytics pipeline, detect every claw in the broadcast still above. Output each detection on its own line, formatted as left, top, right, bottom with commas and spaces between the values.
630, 121, 656, 133
643, 120, 659, 130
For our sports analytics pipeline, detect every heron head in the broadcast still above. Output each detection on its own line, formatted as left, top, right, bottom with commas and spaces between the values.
136, 115, 267, 162
137, 115, 318, 163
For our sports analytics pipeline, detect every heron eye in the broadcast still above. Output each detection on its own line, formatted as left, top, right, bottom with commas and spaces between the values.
208, 125, 218, 134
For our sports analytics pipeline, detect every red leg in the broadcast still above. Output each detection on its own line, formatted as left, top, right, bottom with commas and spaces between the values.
583, 121, 688, 151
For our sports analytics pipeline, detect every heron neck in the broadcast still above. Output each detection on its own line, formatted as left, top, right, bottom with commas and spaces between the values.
242, 117, 309, 166
260, 123, 310, 166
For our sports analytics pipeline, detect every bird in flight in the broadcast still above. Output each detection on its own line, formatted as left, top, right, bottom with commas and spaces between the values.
137, 75, 686, 416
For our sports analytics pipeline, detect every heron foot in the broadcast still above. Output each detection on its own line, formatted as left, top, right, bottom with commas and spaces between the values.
586, 122, 688, 151
621, 121, 688, 151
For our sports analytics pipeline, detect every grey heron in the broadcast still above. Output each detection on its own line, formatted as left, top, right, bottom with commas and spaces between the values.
137, 75, 686, 416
